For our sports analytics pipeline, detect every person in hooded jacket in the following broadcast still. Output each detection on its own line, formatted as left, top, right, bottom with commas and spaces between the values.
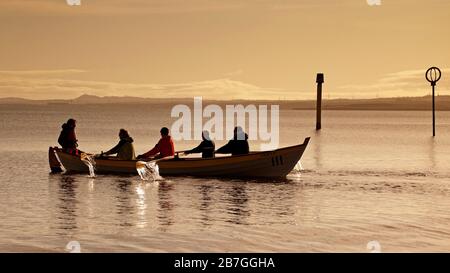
215, 126, 249, 156
184, 130, 215, 158
101, 129, 136, 160
137, 127, 175, 159
58, 118, 79, 154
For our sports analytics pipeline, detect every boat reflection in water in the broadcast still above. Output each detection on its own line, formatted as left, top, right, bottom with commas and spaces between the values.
45, 167, 302, 253
223, 183, 250, 225
55, 176, 78, 234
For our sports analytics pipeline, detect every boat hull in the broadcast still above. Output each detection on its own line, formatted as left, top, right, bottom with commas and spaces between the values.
54, 137, 310, 178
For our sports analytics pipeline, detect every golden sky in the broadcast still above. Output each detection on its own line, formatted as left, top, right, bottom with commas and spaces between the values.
0, 0, 449, 100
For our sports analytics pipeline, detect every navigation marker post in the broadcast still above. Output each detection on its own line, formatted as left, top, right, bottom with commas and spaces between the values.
425, 67, 442, 137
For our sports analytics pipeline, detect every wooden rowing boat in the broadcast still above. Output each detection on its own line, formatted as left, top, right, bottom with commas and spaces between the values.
50, 137, 310, 178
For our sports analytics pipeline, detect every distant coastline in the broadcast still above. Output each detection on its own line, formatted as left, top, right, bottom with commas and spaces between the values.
1, 94, 450, 111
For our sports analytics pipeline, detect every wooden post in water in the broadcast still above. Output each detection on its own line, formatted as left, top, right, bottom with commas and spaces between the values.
316, 73, 324, 130
426, 67, 442, 137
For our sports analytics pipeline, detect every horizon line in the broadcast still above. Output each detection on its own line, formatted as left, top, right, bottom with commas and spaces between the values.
0, 93, 446, 102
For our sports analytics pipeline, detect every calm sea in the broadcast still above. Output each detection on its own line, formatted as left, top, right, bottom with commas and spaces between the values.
1, 104, 450, 252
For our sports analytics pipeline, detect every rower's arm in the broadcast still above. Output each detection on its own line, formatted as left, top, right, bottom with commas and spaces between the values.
186, 142, 204, 154
141, 142, 160, 158
215, 141, 232, 154
104, 140, 124, 155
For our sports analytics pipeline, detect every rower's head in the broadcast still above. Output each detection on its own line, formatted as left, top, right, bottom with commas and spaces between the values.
160, 127, 170, 137
119, 129, 130, 139
67, 118, 76, 128
233, 126, 246, 140
202, 130, 211, 141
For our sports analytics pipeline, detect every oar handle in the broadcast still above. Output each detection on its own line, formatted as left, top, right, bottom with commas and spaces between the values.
174, 150, 189, 158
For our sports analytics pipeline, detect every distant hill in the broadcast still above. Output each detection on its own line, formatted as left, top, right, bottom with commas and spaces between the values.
1, 94, 450, 111
290, 96, 450, 111
0, 97, 41, 104
0, 94, 186, 105
71, 94, 183, 104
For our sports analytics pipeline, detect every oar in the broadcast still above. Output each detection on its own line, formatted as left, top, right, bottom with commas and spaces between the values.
80, 152, 94, 161
135, 157, 165, 181
135, 150, 187, 168
135, 150, 188, 173
79, 152, 96, 177
136, 160, 155, 170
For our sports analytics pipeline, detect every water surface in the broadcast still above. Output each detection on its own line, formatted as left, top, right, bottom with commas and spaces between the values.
1, 105, 450, 252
